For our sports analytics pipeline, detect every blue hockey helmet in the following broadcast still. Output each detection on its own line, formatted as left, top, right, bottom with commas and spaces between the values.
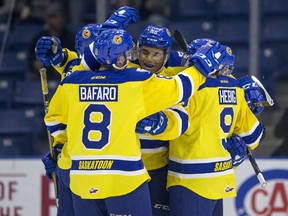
187, 38, 215, 55
93, 29, 133, 69
138, 25, 172, 52
75, 23, 101, 56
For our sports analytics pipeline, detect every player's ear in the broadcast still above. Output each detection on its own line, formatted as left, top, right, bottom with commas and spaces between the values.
116, 54, 126, 68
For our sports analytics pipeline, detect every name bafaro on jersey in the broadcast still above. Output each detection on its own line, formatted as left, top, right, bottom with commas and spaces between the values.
79, 85, 118, 101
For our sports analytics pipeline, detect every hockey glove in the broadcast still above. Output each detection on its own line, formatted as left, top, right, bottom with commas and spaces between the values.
187, 38, 215, 55
35, 36, 64, 66
136, 111, 168, 135
189, 42, 231, 77
41, 150, 56, 180
239, 76, 265, 116
101, 6, 140, 30
226, 135, 247, 167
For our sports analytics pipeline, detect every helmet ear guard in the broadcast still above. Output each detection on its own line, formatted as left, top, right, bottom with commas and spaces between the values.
217, 46, 235, 75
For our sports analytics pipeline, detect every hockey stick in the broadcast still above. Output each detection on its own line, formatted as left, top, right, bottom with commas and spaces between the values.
39, 68, 59, 207
173, 29, 188, 52
247, 148, 267, 188
251, 75, 274, 107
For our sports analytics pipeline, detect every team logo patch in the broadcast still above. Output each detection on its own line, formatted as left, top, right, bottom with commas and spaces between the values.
166, 28, 171, 37
82, 29, 91, 39
113, 35, 122, 44
226, 47, 233, 55
225, 186, 234, 193
89, 187, 98, 194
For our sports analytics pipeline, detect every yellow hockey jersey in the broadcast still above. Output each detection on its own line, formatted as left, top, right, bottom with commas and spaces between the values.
167, 75, 264, 199
45, 66, 205, 199
131, 62, 188, 171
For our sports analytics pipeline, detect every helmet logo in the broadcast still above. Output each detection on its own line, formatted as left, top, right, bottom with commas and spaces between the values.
166, 28, 171, 37
113, 35, 122, 44
226, 47, 232, 55
82, 29, 91, 39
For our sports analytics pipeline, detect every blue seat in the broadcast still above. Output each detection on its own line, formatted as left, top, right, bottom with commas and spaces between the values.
170, 20, 216, 45
261, 0, 288, 15
171, 0, 214, 20
0, 136, 35, 157
261, 19, 288, 43
12, 80, 58, 109
216, 0, 249, 17
214, 19, 249, 45
0, 109, 39, 157
232, 46, 249, 78
0, 50, 28, 80
0, 79, 13, 108
8, 23, 43, 50
12, 80, 43, 108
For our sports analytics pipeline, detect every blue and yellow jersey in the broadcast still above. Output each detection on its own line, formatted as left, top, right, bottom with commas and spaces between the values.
165, 50, 184, 67
167, 75, 264, 200
132, 62, 188, 171
45, 66, 205, 199
140, 105, 189, 170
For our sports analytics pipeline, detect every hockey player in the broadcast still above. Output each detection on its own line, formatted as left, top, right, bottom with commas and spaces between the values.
44, 28, 231, 215
39, 23, 103, 216
133, 24, 188, 216
40, 24, 189, 216
185, 38, 266, 117
38, 6, 140, 215
164, 45, 265, 215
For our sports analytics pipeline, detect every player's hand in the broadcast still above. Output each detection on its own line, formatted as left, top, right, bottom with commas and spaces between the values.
239, 76, 265, 116
189, 42, 232, 77
101, 6, 140, 30
35, 36, 63, 66
136, 111, 168, 135
41, 150, 56, 180
226, 135, 247, 167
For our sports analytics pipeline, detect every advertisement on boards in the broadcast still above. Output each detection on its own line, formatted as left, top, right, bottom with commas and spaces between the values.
224, 159, 288, 216
0, 159, 287, 216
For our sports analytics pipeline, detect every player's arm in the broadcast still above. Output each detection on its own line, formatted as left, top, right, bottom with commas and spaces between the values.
139, 41, 230, 118
44, 86, 67, 145
233, 91, 265, 150
136, 104, 189, 140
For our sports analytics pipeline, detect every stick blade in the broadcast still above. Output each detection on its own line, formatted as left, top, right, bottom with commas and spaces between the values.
251, 75, 274, 106
173, 29, 188, 52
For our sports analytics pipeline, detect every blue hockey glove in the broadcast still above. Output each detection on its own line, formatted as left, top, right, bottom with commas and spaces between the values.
239, 76, 265, 116
226, 135, 247, 167
136, 111, 168, 135
35, 36, 63, 66
187, 38, 215, 55
41, 150, 56, 180
101, 6, 140, 30
189, 42, 233, 77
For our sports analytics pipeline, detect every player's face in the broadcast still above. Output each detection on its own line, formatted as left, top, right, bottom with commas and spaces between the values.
138, 46, 166, 73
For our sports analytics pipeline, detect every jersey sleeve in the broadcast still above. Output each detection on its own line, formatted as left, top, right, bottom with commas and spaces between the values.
138, 66, 206, 120
53, 48, 78, 80
145, 104, 189, 140
44, 86, 68, 147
